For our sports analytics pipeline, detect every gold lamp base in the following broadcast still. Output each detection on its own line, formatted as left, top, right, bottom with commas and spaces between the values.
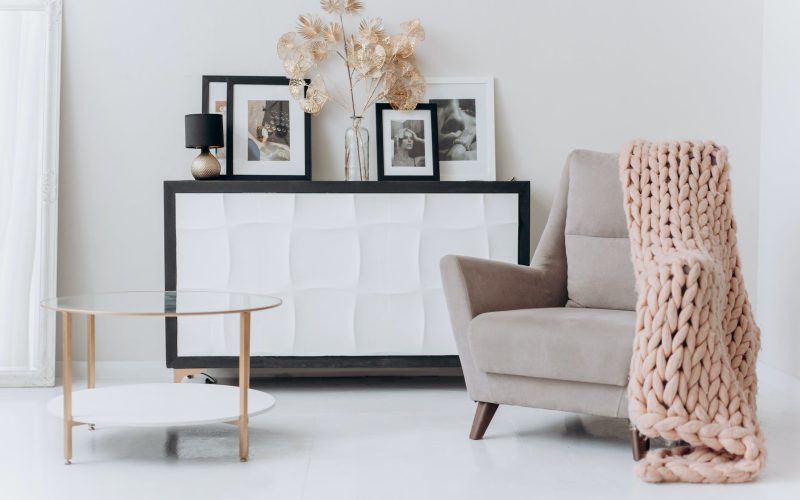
191, 149, 221, 179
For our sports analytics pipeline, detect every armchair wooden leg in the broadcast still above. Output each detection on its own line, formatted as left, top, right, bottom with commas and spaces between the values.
631, 427, 649, 461
469, 402, 499, 440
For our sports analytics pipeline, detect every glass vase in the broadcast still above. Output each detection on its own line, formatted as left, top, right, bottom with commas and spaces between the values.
345, 116, 369, 181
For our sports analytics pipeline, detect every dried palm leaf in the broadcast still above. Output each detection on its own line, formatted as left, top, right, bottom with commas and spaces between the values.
322, 22, 343, 43
277, 32, 298, 60
384, 80, 412, 110
397, 57, 419, 77
345, 35, 363, 66
407, 77, 425, 101
301, 99, 322, 115
308, 40, 330, 62
353, 43, 386, 78
301, 76, 330, 115
344, 0, 363, 14
320, 0, 342, 14
358, 17, 386, 44
297, 14, 324, 40
283, 48, 314, 79
389, 34, 415, 59
401, 19, 425, 41
288, 78, 306, 99
381, 60, 425, 110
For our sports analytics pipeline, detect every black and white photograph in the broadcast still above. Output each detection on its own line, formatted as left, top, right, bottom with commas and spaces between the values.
247, 100, 290, 161
430, 99, 477, 162
390, 119, 426, 167
226, 76, 311, 179
424, 78, 496, 180
376, 102, 439, 181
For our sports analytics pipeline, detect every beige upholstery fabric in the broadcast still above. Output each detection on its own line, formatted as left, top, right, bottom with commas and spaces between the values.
469, 307, 635, 386
565, 150, 637, 311
485, 373, 629, 418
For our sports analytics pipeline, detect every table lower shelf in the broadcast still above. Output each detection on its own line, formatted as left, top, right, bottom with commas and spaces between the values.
47, 383, 275, 427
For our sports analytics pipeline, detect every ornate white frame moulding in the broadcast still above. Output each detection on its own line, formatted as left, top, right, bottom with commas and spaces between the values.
0, 0, 62, 387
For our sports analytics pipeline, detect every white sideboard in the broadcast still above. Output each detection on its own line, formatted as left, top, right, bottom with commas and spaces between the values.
164, 181, 530, 369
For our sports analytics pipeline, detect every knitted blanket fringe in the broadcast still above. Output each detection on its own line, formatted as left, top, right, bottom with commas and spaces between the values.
619, 140, 765, 483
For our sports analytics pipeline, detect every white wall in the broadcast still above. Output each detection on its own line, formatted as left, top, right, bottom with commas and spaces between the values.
758, 0, 800, 379
58, 0, 764, 363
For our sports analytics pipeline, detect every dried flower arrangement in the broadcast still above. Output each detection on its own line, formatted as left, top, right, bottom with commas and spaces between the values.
276, 0, 426, 116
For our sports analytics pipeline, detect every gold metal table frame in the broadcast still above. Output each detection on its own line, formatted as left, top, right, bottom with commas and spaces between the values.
42, 291, 281, 465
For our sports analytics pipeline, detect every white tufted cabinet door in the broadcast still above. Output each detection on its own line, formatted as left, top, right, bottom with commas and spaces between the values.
166, 182, 529, 367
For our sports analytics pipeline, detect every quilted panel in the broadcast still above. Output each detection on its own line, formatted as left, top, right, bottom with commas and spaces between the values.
175, 192, 519, 356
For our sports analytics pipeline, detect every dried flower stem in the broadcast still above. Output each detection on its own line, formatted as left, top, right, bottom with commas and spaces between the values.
317, 73, 349, 111
361, 76, 384, 115
340, 13, 359, 118
339, 13, 365, 179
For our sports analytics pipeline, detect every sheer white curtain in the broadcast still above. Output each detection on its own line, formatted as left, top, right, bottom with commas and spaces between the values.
0, 0, 61, 386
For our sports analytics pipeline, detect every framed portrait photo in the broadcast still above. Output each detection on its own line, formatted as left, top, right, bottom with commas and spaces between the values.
376, 103, 439, 181
226, 76, 311, 179
423, 77, 496, 181
202, 75, 228, 174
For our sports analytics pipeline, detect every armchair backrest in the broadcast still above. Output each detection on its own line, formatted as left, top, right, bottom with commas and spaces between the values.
532, 150, 637, 311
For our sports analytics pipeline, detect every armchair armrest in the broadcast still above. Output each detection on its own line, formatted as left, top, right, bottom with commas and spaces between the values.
440, 255, 565, 328
440, 255, 566, 402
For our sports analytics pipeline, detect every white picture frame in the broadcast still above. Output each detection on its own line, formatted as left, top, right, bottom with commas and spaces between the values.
423, 77, 496, 181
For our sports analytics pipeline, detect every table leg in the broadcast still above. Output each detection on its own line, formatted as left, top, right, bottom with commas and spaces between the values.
87, 314, 95, 389
62, 312, 73, 465
87, 314, 96, 431
239, 311, 251, 462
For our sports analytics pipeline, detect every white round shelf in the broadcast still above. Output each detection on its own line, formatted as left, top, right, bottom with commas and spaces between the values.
47, 383, 275, 427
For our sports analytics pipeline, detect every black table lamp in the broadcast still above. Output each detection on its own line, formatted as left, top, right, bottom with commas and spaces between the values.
185, 113, 224, 179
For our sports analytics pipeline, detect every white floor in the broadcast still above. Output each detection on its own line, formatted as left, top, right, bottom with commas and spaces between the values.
1, 366, 799, 500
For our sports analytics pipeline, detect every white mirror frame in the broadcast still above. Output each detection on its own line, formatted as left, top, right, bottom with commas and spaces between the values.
0, 0, 62, 386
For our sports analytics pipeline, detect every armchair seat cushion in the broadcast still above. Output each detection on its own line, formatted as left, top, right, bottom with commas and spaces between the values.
468, 307, 635, 387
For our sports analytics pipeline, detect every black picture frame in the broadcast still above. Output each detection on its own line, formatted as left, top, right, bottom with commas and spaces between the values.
201, 75, 227, 114
201, 75, 229, 174
163, 179, 531, 370
225, 76, 312, 180
376, 102, 440, 181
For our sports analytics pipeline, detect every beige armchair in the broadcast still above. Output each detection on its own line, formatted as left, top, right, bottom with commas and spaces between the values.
441, 149, 648, 458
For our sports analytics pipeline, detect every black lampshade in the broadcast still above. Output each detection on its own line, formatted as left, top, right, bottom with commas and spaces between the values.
185, 113, 224, 149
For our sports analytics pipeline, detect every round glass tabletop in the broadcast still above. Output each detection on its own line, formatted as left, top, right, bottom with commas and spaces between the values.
41, 291, 282, 316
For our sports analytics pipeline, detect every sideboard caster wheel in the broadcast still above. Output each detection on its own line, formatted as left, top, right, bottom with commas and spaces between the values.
240, 457, 248, 462
89, 424, 96, 431
186, 372, 217, 385
64, 460, 71, 465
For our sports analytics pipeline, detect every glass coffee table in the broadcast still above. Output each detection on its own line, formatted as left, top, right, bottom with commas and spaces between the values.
41, 291, 282, 464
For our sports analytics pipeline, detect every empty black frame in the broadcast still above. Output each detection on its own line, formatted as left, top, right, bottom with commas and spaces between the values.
375, 102, 440, 181
225, 76, 312, 180
163, 179, 531, 370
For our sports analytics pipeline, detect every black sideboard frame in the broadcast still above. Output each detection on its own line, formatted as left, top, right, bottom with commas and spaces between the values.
163, 180, 531, 369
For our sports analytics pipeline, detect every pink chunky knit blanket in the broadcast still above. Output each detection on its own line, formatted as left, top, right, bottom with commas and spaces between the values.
619, 141, 765, 483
